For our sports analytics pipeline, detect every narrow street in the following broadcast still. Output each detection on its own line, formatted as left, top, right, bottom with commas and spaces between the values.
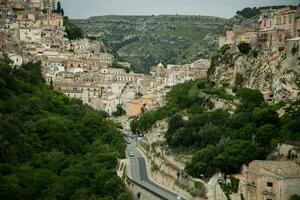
126, 137, 185, 200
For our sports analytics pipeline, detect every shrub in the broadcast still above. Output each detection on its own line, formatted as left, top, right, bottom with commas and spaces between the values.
251, 50, 258, 58
291, 47, 298, 55
278, 46, 285, 52
290, 195, 300, 200
219, 44, 230, 55
235, 73, 244, 89
238, 43, 251, 54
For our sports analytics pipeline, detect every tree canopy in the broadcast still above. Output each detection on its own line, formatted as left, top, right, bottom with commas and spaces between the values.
0, 58, 131, 200
64, 17, 84, 40
236, 5, 297, 18
131, 79, 300, 177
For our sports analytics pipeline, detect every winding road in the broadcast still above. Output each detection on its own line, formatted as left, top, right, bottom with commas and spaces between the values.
126, 137, 185, 200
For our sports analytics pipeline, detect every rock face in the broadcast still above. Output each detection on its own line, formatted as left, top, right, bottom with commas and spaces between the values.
209, 51, 300, 103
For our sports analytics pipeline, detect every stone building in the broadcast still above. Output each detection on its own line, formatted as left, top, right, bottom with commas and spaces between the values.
225, 28, 255, 46
294, 6, 300, 37
8, 52, 22, 66
239, 160, 300, 200
19, 28, 41, 43
236, 32, 258, 47
258, 7, 297, 50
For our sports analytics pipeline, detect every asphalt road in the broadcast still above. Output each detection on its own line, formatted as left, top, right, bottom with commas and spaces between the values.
126, 137, 185, 200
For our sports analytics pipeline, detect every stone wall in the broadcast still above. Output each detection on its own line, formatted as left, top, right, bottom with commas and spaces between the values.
284, 178, 300, 200
118, 159, 167, 200
215, 183, 228, 200
125, 176, 165, 200
138, 142, 194, 199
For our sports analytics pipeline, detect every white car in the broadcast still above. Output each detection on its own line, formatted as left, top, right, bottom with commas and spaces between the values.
129, 152, 134, 157
176, 195, 182, 200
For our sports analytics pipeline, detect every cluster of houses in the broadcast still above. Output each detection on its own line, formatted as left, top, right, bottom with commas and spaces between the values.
0, 0, 210, 116
1, 1, 300, 200
219, 6, 300, 56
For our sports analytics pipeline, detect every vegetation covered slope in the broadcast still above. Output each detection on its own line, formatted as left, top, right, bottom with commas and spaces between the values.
0, 58, 131, 200
131, 80, 300, 177
72, 15, 228, 73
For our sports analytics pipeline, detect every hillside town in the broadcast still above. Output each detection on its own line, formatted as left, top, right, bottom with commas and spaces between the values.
0, 0, 210, 116
219, 6, 300, 58
1, 1, 300, 200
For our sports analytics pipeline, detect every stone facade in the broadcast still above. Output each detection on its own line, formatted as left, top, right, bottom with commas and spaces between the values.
19, 28, 41, 43
239, 160, 300, 200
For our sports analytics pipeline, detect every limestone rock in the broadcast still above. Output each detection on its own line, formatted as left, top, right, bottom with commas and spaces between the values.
209, 51, 300, 103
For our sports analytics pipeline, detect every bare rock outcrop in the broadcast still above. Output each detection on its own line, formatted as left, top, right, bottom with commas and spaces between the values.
209, 51, 300, 103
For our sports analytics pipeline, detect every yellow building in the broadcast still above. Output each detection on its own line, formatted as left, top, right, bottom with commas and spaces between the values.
237, 32, 258, 45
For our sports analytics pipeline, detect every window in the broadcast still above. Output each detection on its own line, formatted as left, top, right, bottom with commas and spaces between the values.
276, 16, 281, 25
279, 34, 282, 42
267, 182, 273, 187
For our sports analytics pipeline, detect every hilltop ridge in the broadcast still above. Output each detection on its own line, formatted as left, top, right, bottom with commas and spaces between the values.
72, 15, 230, 73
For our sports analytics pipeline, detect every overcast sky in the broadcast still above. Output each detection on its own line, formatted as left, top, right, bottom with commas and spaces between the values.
60, 0, 299, 19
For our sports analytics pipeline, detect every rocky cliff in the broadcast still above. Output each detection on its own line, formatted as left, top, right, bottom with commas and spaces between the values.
208, 51, 300, 103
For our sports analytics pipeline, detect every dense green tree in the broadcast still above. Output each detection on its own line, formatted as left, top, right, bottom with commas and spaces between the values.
290, 195, 300, 200
196, 124, 222, 148
254, 108, 279, 126
185, 145, 219, 177
0, 59, 131, 200
237, 88, 265, 110
236, 7, 261, 18
238, 43, 251, 54
131, 78, 300, 178
214, 140, 265, 174
255, 124, 277, 147
236, 6, 296, 19
165, 114, 184, 141
64, 17, 84, 40
111, 62, 130, 73
57, 1, 61, 11
113, 104, 126, 117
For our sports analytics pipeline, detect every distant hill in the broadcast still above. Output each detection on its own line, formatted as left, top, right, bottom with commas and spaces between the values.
72, 5, 296, 73
72, 15, 229, 73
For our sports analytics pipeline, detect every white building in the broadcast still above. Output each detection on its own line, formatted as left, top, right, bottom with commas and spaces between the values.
19, 28, 42, 43
8, 53, 23, 66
